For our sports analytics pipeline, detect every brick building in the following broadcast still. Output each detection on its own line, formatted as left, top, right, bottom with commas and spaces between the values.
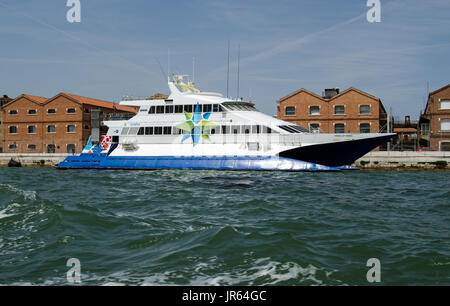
277, 87, 388, 134
2, 93, 136, 154
418, 84, 450, 151
0, 94, 14, 152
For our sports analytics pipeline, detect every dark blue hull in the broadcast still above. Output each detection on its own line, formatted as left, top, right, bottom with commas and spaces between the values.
57, 155, 338, 171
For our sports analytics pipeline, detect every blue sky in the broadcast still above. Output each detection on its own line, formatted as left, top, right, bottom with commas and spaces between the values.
1, 0, 449, 119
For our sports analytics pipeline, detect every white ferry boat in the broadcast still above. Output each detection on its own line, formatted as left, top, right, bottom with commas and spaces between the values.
57, 75, 394, 171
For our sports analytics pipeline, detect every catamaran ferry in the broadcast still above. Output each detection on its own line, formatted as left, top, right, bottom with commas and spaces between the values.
57, 75, 394, 171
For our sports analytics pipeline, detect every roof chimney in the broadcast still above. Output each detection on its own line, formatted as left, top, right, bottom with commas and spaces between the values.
322, 88, 340, 99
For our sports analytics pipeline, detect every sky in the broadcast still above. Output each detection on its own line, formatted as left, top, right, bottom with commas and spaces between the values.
0, 0, 449, 120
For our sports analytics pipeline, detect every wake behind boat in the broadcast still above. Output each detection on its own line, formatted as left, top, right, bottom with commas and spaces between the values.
57, 75, 394, 171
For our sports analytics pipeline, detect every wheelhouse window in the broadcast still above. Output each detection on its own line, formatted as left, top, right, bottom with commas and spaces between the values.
28, 109, 37, 115
67, 125, 76, 133
148, 106, 156, 114
360, 123, 371, 133
222, 102, 256, 111
138, 127, 145, 135
310, 123, 320, 133
285, 106, 296, 116
309, 106, 320, 116
360, 105, 371, 115
47, 109, 56, 114
334, 105, 345, 115
334, 123, 345, 134
213, 104, 222, 112
47, 125, 56, 133
9, 126, 18, 134
67, 108, 76, 114
9, 110, 18, 115
156, 106, 165, 114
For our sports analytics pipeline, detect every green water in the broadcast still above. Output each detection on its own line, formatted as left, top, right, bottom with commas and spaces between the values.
0, 168, 448, 285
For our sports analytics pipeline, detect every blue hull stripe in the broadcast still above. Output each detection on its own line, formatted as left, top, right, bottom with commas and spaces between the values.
57, 154, 339, 171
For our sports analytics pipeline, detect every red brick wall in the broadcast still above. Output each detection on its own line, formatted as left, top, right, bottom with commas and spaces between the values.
277, 89, 382, 134
2, 95, 135, 153
427, 86, 450, 151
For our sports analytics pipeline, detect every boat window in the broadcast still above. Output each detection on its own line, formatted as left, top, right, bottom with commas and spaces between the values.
203, 104, 212, 113
165, 105, 174, 114
252, 125, 261, 134
213, 104, 220, 112
262, 126, 272, 134
208, 126, 220, 135
173, 127, 183, 135
290, 125, 309, 133
175, 105, 183, 113
278, 125, 296, 133
194, 104, 202, 112
145, 127, 153, 135
128, 127, 139, 135
121, 127, 129, 135
156, 106, 165, 114
184, 105, 193, 113
163, 127, 172, 135
221, 125, 230, 134
154, 127, 163, 135
243, 125, 251, 134
232, 125, 240, 134
138, 127, 145, 135
148, 106, 156, 114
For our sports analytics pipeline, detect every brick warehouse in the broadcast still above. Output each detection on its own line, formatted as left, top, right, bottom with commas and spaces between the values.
2, 93, 136, 154
0, 94, 14, 152
418, 84, 450, 151
277, 87, 388, 134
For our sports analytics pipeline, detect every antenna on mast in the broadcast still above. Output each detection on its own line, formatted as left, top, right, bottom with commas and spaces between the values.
227, 40, 230, 98
168, 48, 171, 82
237, 44, 240, 100
192, 56, 195, 85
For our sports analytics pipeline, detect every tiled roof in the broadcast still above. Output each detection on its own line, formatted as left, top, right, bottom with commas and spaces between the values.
22, 94, 48, 104
63, 93, 137, 113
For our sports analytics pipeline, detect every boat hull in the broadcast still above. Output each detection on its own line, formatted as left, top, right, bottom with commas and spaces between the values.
56, 154, 338, 171
279, 134, 393, 167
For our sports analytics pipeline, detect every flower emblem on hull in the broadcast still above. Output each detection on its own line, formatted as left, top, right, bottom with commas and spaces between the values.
175, 102, 218, 146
